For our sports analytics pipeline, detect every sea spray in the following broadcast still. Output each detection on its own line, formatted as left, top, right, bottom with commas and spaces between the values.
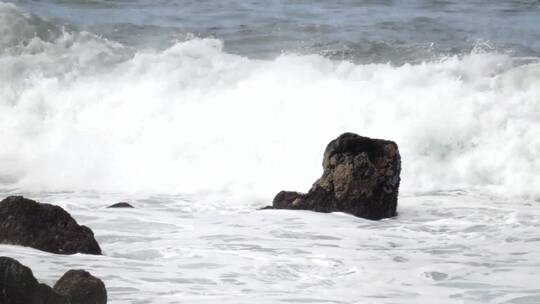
1, 2, 539, 202
1, 1, 540, 303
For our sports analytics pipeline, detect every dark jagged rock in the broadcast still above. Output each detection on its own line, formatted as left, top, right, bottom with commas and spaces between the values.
54, 270, 107, 304
0, 196, 102, 255
269, 133, 401, 220
0, 256, 67, 304
107, 202, 134, 208
0, 257, 107, 304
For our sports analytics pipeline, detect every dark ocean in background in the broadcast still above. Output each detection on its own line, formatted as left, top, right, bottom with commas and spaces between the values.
1, 1, 540, 303
7, 0, 540, 62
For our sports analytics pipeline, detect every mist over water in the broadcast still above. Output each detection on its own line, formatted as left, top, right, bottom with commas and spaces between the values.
1, 1, 540, 303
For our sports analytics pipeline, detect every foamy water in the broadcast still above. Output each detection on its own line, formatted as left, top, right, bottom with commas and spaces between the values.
1, 191, 539, 304
1, 1, 539, 303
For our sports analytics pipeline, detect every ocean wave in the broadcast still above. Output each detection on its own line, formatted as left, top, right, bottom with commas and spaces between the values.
1, 2, 539, 202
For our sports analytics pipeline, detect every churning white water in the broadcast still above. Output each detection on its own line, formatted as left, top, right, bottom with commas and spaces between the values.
1, 1, 539, 303
2, 191, 539, 304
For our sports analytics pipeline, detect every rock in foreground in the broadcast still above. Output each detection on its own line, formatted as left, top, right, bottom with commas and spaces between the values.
270, 133, 401, 220
0, 256, 66, 304
54, 270, 107, 304
0, 257, 107, 304
0, 196, 102, 255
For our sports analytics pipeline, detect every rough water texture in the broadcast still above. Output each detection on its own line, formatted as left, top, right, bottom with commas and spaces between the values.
272, 133, 400, 220
0, 0, 539, 303
0, 1, 539, 200
1, 192, 539, 304
0, 196, 102, 255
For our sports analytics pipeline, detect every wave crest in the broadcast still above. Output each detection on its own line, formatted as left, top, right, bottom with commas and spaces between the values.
0, 3, 539, 202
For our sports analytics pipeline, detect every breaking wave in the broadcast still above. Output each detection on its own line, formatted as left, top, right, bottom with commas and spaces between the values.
1, 1, 539, 202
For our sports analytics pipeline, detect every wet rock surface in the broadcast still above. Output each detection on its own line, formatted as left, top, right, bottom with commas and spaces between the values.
0, 257, 107, 304
270, 133, 401, 220
0, 256, 66, 304
0, 196, 102, 255
54, 270, 107, 304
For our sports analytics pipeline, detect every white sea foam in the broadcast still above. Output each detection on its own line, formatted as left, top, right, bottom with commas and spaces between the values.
1, 191, 539, 304
1, 1, 540, 203
2, 17, 539, 204
1, 3, 540, 303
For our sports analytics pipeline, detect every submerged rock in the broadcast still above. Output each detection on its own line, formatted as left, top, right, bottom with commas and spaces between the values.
0, 256, 66, 304
269, 133, 401, 220
0, 196, 102, 255
107, 202, 134, 208
54, 270, 107, 304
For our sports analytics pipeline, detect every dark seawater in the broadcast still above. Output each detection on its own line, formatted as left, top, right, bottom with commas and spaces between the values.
7, 0, 540, 63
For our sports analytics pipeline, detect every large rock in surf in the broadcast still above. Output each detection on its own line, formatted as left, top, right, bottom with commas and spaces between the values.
0, 196, 102, 255
54, 270, 107, 304
0, 256, 66, 304
270, 133, 401, 220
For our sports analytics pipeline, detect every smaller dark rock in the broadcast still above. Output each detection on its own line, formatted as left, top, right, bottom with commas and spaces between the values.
271, 191, 304, 210
0, 256, 66, 304
107, 202, 134, 208
54, 270, 107, 304
0, 196, 102, 255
